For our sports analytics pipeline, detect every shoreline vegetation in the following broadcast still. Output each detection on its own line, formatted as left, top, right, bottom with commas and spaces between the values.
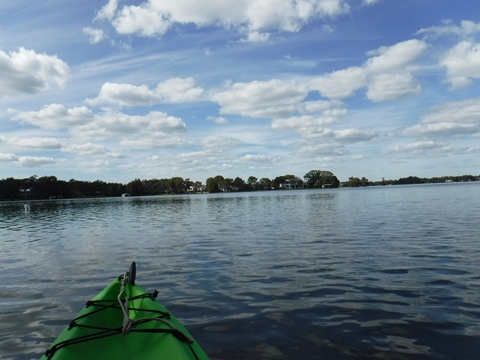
1, 171, 479, 201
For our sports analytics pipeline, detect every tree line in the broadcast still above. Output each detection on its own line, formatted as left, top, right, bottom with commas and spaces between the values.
1, 172, 478, 201
0, 170, 340, 200
343, 174, 479, 187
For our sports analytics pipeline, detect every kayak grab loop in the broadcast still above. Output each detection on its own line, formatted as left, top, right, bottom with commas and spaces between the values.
118, 271, 133, 334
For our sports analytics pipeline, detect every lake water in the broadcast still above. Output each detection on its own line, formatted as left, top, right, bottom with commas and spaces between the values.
1, 183, 480, 359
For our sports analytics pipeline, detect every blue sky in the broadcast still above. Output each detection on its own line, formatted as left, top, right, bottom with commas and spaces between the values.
1, 0, 479, 184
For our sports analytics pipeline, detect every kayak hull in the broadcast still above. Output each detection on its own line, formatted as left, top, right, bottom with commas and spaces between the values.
41, 275, 209, 360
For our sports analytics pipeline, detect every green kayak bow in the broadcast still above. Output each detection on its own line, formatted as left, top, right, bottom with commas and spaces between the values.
41, 262, 209, 360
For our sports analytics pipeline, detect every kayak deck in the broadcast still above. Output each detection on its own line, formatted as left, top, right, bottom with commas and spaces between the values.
41, 266, 209, 360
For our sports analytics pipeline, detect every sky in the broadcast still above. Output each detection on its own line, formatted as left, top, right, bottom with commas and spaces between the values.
0, 0, 479, 184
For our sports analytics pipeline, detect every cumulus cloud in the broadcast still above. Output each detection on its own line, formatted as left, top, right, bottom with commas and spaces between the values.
402, 98, 480, 137
73, 108, 186, 139
10, 104, 94, 129
272, 99, 346, 130
0, 48, 69, 96
10, 105, 188, 149
87, 82, 159, 106
86, 77, 204, 106
208, 39, 426, 128
212, 79, 306, 118
95, 0, 352, 42
309, 66, 367, 99
440, 41, 480, 89
364, 39, 427, 73
18, 156, 57, 167
309, 39, 427, 101
10, 137, 62, 149
366, 73, 421, 102
155, 78, 205, 103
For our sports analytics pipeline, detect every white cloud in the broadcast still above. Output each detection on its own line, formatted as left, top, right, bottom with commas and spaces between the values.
309, 66, 367, 99
95, 0, 119, 21
112, 3, 171, 37
11, 104, 94, 129
83, 27, 108, 44
240, 31, 270, 43
77, 159, 110, 174
212, 79, 306, 118
155, 77, 205, 103
309, 39, 427, 101
271, 114, 338, 129
382, 140, 449, 154
366, 73, 421, 102
0, 153, 17, 162
11, 137, 62, 149
207, 116, 229, 125
296, 141, 348, 156
334, 128, 378, 142
62, 143, 107, 155
74, 108, 186, 139
86, 78, 204, 106
87, 82, 159, 106
365, 39, 427, 73
201, 136, 243, 150
298, 100, 342, 114
120, 136, 188, 149
237, 154, 273, 163
440, 41, 480, 89
272, 99, 346, 132
0, 48, 69, 96
96, 0, 352, 41
402, 98, 480, 137
11, 105, 188, 148
417, 20, 480, 39
17, 156, 57, 167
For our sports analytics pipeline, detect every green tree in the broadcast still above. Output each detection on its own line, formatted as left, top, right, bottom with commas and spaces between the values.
126, 178, 144, 196
206, 175, 224, 193
258, 177, 272, 190
247, 176, 258, 190
304, 170, 339, 188
232, 177, 246, 191
36, 176, 59, 198
349, 177, 361, 187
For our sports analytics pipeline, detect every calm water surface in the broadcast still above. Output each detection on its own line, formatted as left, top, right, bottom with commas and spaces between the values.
1, 183, 480, 359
